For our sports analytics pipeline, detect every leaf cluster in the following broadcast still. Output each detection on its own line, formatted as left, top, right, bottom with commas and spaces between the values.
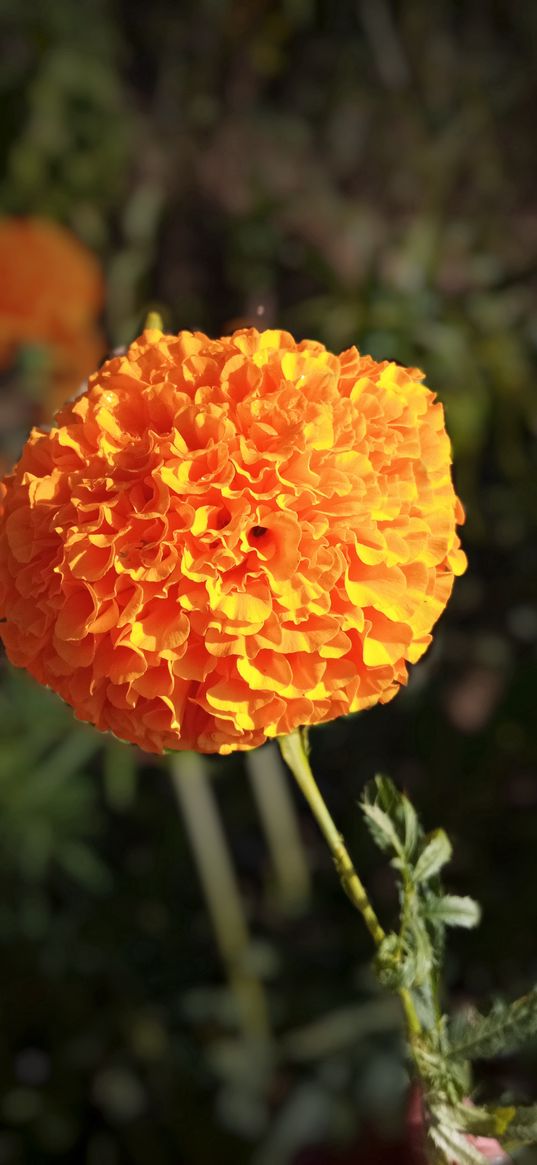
361, 776, 537, 1164
362, 776, 479, 1000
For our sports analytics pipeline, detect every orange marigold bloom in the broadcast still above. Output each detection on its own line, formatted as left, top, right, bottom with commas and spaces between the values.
0, 217, 105, 411
0, 327, 466, 755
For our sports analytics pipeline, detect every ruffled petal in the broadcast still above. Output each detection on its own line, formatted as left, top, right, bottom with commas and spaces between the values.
0, 326, 466, 754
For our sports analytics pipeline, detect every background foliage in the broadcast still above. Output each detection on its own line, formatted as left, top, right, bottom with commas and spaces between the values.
0, 1, 536, 1162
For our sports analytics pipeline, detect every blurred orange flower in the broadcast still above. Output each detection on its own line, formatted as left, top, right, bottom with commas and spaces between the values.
0, 327, 466, 754
0, 217, 105, 413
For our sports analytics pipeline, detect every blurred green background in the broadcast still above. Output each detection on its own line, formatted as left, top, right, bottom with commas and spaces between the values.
1, 1, 537, 1162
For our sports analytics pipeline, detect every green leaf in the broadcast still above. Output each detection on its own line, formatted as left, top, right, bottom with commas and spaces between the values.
401, 793, 420, 862
364, 774, 420, 861
361, 799, 403, 857
431, 1100, 516, 1139
412, 1043, 450, 1091
449, 986, 537, 1061
414, 830, 453, 883
424, 895, 481, 929
429, 1123, 493, 1165
374, 932, 402, 988
410, 917, 435, 984
374, 932, 419, 990
421, 886, 448, 966
370, 775, 400, 814
504, 1103, 537, 1144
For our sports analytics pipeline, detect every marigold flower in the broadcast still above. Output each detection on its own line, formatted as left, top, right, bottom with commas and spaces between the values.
0, 217, 104, 412
0, 327, 466, 754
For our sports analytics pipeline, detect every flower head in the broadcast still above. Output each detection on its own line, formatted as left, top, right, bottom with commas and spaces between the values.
0, 327, 466, 754
0, 217, 104, 412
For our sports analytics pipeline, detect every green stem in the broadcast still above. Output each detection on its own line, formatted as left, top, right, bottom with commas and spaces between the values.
245, 743, 312, 914
144, 310, 163, 330
170, 751, 271, 1043
278, 729, 422, 1041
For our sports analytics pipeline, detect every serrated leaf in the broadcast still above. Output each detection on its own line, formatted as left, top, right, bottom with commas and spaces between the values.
449, 986, 537, 1061
374, 932, 402, 988
421, 886, 448, 967
401, 794, 420, 861
411, 916, 435, 984
424, 895, 481, 929
431, 1100, 516, 1139
369, 774, 401, 817
365, 774, 421, 861
449, 1004, 480, 1049
374, 932, 419, 990
412, 1042, 447, 1088
449, 1057, 473, 1097
429, 1123, 493, 1165
361, 799, 403, 856
414, 830, 453, 883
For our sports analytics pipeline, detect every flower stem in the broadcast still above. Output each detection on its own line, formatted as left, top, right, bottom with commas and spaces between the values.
278, 729, 421, 1041
144, 310, 163, 330
246, 742, 312, 914
170, 750, 271, 1042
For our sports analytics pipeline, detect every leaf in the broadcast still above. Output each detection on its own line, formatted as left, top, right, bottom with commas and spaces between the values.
374, 932, 419, 990
411, 917, 435, 984
431, 1100, 516, 1139
424, 895, 481, 929
504, 1103, 537, 1144
401, 794, 420, 862
361, 799, 403, 857
374, 933, 402, 989
414, 830, 453, 883
449, 1005, 480, 1048
449, 986, 537, 1061
368, 774, 400, 814
429, 1123, 494, 1165
364, 774, 421, 861
421, 886, 448, 967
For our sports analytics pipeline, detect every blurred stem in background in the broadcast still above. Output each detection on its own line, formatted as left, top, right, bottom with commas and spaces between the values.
245, 743, 311, 916
170, 751, 271, 1043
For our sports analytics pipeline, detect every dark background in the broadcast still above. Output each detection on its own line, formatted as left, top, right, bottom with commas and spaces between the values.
0, 1, 536, 1162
